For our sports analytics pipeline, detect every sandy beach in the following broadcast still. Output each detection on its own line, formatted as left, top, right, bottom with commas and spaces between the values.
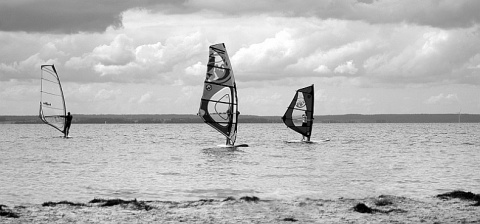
1, 191, 479, 223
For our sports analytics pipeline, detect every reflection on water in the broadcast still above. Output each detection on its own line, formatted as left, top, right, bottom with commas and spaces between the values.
0, 123, 479, 205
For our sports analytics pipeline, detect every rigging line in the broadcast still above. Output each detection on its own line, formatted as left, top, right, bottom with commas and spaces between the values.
287, 107, 309, 112
41, 78, 59, 84
210, 47, 226, 53
285, 117, 311, 121
42, 69, 57, 78
210, 112, 236, 115
42, 106, 64, 111
201, 99, 237, 106
204, 81, 235, 89
41, 90, 62, 97
207, 65, 231, 70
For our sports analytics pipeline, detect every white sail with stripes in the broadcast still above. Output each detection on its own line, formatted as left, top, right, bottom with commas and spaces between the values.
39, 64, 66, 133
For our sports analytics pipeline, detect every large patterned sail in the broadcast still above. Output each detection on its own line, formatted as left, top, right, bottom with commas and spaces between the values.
198, 43, 238, 145
39, 65, 66, 133
282, 85, 314, 139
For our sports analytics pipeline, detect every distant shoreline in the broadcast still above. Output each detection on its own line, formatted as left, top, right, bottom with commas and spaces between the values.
1, 114, 480, 124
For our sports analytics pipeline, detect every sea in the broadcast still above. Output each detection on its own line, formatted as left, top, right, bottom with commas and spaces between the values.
1, 123, 479, 206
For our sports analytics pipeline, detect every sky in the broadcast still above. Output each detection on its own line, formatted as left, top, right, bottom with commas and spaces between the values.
1, 0, 479, 116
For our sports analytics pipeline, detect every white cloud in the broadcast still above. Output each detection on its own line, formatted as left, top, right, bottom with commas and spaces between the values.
185, 62, 204, 77
1, 1, 480, 115
334, 60, 358, 75
138, 93, 152, 104
425, 93, 458, 104
233, 29, 296, 74
94, 89, 121, 101
313, 65, 331, 74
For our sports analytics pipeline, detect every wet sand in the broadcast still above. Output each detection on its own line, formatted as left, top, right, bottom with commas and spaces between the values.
1, 192, 479, 223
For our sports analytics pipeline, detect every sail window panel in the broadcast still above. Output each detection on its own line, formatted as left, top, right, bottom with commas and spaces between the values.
294, 92, 307, 109
291, 109, 306, 127
207, 93, 231, 125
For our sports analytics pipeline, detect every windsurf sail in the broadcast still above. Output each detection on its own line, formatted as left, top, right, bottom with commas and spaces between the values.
198, 43, 239, 145
282, 85, 314, 139
39, 64, 66, 133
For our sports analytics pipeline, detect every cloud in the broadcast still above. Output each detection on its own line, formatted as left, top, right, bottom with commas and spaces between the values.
185, 0, 480, 29
94, 88, 121, 101
233, 30, 296, 78
2, 0, 480, 35
334, 60, 358, 75
62, 31, 205, 83
425, 93, 458, 104
314, 65, 331, 74
138, 93, 152, 104
0, 0, 184, 33
185, 62, 205, 77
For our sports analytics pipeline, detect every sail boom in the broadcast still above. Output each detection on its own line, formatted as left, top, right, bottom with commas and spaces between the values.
286, 107, 308, 112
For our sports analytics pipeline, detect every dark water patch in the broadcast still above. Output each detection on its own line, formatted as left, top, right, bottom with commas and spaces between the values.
182, 199, 218, 207
353, 202, 407, 214
240, 196, 260, 202
0, 205, 19, 218
42, 201, 86, 207
354, 203, 372, 213
223, 196, 236, 201
437, 190, 480, 206
282, 217, 298, 222
89, 198, 153, 210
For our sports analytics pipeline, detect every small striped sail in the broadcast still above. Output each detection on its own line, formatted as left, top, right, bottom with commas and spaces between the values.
282, 85, 314, 139
198, 43, 238, 145
39, 64, 66, 134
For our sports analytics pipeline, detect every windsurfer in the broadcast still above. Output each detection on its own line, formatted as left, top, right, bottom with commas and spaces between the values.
302, 113, 308, 127
301, 113, 312, 142
63, 112, 73, 137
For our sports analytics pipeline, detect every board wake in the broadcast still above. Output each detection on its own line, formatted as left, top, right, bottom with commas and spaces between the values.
285, 139, 329, 144
217, 143, 249, 148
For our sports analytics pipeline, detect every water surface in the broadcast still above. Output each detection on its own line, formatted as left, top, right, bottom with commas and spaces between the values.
1, 123, 479, 205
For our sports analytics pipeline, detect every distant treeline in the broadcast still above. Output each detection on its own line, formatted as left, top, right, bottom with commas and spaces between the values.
1, 114, 479, 124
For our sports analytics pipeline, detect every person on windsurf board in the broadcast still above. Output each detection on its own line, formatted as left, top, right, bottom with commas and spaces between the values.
62, 112, 73, 138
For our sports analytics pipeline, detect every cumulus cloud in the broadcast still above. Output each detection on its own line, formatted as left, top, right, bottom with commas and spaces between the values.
185, 0, 480, 29
0, 0, 184, 33
185, 62, 205, 77
425, 93, 458, 104
138, 93, 152, 104
334, 60, 358, 75
94, 88, 121, 101
2, 0, 479, 35
62, 31, 205, 83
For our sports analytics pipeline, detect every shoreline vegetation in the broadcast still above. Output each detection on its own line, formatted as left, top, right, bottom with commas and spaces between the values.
1, 191, 478, 223
1, 114, 480, 124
